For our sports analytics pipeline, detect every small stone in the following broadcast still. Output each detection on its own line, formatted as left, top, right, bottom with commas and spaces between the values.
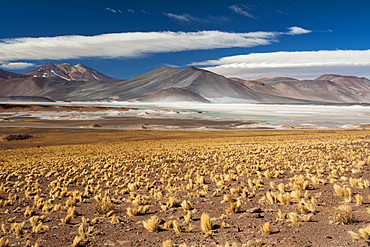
104, 240, 116, 246
247, 207, 263, 213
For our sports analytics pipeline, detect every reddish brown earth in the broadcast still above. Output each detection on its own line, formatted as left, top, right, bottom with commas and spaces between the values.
1, 108, 370, 247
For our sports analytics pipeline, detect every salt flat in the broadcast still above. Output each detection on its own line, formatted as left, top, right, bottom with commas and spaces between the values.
1, 101, 370, 129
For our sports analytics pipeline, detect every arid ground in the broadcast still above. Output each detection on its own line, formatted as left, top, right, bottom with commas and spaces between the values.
1, 105, 370, 247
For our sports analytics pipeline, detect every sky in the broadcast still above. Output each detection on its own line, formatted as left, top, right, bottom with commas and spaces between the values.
1, 0, 370, 80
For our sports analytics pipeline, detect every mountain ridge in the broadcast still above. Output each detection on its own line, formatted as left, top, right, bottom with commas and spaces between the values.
1, 63, 370, 103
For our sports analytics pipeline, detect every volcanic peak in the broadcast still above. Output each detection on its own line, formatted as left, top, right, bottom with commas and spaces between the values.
22, 62, 113, 82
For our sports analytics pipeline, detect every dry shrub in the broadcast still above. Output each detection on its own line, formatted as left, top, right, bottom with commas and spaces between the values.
329, 205, 359, 225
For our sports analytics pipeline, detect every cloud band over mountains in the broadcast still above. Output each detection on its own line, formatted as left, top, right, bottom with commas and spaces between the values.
0, 28, 308, 65
194, 50, 370, 79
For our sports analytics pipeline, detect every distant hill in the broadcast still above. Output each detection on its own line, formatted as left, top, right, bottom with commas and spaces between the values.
0, 69, 26, 82
94, 66, 259, 103
231, 75, 370, 103
1, 63, 370, 104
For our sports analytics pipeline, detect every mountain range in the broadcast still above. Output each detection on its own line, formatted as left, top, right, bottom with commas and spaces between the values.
1, 62, 370, 104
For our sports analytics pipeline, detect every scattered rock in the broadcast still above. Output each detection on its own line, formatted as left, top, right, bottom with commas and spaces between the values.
138, 124, 148, 129
88, 123, 102, 128
247, 207, 263, 213
104, 240, 116, 246
117, 241, 131, 245
231, 227, 241, 232
358, 124, 370, 129
281, 125, 295, 129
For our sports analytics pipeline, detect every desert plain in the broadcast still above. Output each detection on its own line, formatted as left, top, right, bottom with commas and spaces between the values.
1, 104, 370, 247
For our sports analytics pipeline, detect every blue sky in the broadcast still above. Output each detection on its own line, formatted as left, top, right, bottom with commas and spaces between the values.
1, 0, 370, 80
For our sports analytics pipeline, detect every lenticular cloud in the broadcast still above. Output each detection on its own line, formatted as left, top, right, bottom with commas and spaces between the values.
192, 50, 370, 80
0, 28, 310, 62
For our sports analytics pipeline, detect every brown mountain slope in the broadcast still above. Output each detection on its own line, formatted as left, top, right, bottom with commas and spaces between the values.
139, 87, 210, 103
316, 74, 370, 90
0, 77, 52, 96
57, 63, 114, 81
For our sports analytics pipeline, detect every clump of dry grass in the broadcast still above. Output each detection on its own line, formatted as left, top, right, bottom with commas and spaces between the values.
260, 222, 271, 235
143, 215, 161, 232
333, 184, 352, 197
126, 205, 150, 216
78, 223, 97, 238
10, 221, 26, 238
71, 236, 82, 247
166, 197, 180, 208
111, 215, 121, 224
287, 212, 312, 225
162, 240, 173, 247
184, 211, 192, 222
94, 196, 115, 216
200, 213, 213, 232
348, 224, 370, 240
226, 200, 242, 214
181, 200, 192, 211
0, 237, 10, 247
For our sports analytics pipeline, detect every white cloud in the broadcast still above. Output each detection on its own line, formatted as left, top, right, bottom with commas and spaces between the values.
161, 63, 180, 68
105, 8, 123, 14
164, 13, 201, 23
105, 8, 117, 13
286, 26, 312, 35
229, 5, 254, 18
0, 28, 309, 62
164, 13, 229, 24
192, 50, 370, 79
0, 62, 35, 70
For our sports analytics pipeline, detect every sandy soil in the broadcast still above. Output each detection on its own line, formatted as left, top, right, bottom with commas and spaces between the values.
1, 128, 370, 247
